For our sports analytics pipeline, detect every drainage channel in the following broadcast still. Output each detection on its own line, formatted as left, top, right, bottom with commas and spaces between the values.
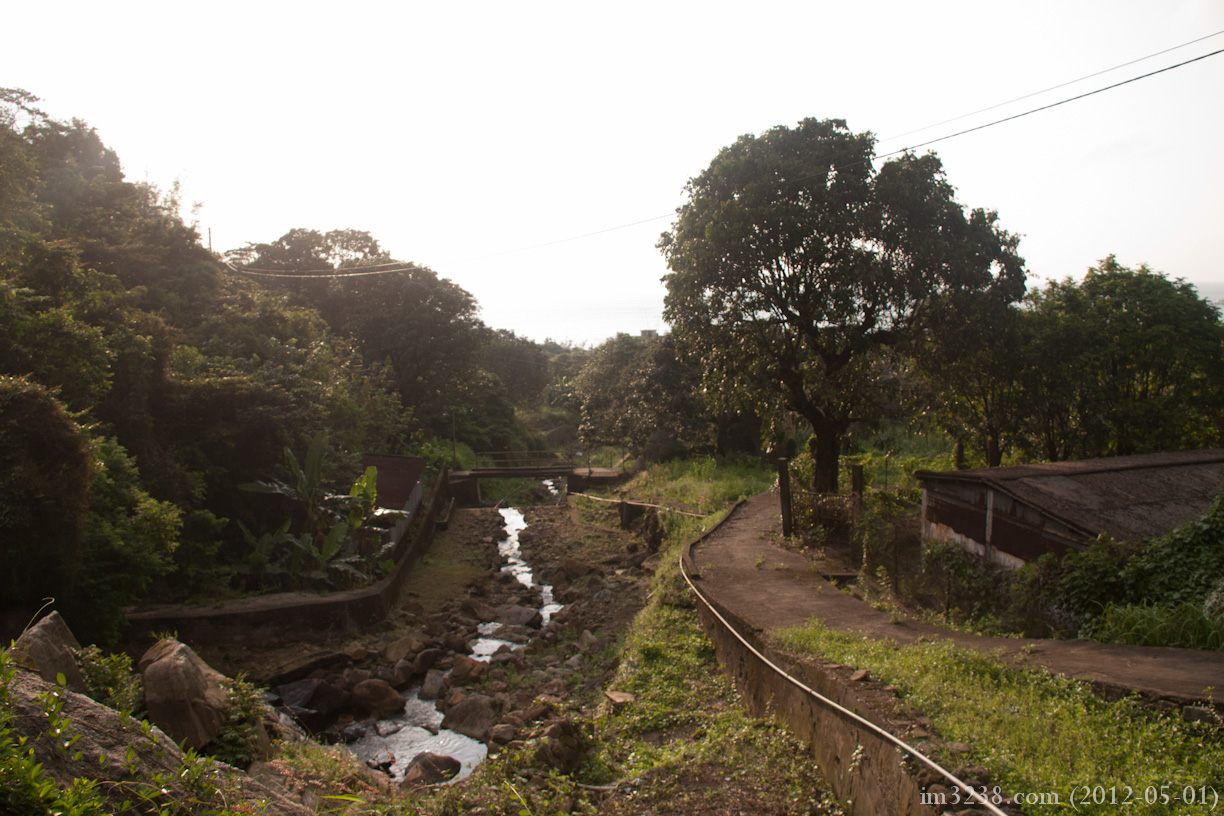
345, 504, 560, 783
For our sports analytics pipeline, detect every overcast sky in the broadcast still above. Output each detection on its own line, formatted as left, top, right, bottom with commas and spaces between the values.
4, 1, 1223, 346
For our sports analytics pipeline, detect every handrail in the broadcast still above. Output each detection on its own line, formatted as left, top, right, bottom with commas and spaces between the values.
680, 503, 1010, 816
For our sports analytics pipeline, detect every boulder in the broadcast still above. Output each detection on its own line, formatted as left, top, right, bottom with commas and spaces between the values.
275, 678, 351, 733
440, 693, 498, 741
460, 598, 498, 622
401, 752, 461, 787
8, 669, 310, 814
489, 723, 518, 744
442, 631, 472, 654
448, 655, 487, 686
419, 669, 446, 700
412, 648, 445, 675
139, 639, 231, 750
384, 635, 422, 665
351, 679, 405, 720
494, 604, 542, 628
12, 611, 87, 693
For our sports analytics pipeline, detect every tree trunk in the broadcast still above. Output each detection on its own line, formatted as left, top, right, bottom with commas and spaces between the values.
806, 428, 840, 494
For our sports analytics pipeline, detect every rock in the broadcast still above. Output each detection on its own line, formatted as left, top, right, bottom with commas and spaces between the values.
604, 690, 635, 707
850, 669, 871, 682
440, 693, 499, 741
9, 669, 311, 814
384, 635, 421, 665
564, 654, 584, 670
1182, 705, 1217, 724
401, 752, 462, 787
461, 598, 499, 622
12, 611, 87, 693
494, 604, 542, 628
560, 558, 594, 580
341, 667, 372, 689
442, 632, 471, 654
578, 630, 600, 650
351, 679, 405, 720
449, 655, 487, 686
419, 669, 447, 700
489, 723, 517, 744
343, 641, 369, 661
393, 658, 416, 686
534, 718, 582, 774
275, 678, 351, 733
412, 648, 445, 675
492, 624, 533, 643
140, 639, 231, 750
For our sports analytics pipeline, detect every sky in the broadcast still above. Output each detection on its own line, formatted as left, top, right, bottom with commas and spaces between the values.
4, 1, 1223, 347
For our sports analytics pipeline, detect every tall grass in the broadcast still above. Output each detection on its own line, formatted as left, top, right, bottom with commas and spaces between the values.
779, 621, 1223, 816
1090, 601, 1224, 650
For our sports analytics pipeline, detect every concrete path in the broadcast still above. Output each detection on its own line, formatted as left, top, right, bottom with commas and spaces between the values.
690, 492, 1224, 705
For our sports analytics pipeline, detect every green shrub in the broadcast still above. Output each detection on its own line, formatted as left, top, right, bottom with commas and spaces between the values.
74, 645, 143, 715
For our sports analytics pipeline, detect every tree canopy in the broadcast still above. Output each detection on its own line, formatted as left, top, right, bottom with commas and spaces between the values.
660, 118, 1025, 491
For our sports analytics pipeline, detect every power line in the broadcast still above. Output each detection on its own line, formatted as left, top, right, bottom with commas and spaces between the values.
454, 39, 1224, 265
875, 46, 1224, 160
225, 35, 1224, 277
874, 29, 1224, 147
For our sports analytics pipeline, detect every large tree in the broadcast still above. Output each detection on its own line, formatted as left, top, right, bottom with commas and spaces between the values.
660, 118, 1025, 492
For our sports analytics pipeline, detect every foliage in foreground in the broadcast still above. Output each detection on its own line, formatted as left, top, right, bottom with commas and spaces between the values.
778, 621, 1223, 816
0, 647, 257, 816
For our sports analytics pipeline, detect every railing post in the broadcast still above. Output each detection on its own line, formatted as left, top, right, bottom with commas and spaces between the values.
778, 457, 793, 538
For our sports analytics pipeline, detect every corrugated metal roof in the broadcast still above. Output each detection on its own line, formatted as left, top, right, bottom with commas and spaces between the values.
915, 449, 1224, 543
360, 454, 427, 510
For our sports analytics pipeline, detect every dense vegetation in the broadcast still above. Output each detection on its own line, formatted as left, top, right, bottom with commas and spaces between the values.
0, 90, 580, 644
4, 88, 1223, 674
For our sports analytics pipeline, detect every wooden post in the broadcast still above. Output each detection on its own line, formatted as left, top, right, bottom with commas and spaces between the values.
850, 464, 864, 525
778, 458, 793, 537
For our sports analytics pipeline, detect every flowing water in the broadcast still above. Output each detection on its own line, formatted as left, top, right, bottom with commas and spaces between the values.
343, 502, 561, 783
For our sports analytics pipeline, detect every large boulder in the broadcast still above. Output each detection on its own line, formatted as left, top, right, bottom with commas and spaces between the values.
440, 693, 499, 741
11, 611, 87, 692
401, 752, 461, 787
351, 679, 405, 720
139, 639, 231, 750
7, 668, 310, 815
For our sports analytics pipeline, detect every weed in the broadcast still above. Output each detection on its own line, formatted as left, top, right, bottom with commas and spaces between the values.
779, 620, 1224, 816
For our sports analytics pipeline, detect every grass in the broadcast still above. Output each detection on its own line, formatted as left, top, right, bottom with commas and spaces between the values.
778, 620, 1224, 816
399, 456, 843, 815
1090, 601, 1224, 650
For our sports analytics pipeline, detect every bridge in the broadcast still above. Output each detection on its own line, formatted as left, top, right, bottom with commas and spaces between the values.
448, 451, 629, 504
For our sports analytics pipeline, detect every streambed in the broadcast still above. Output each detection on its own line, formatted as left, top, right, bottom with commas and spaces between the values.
343, 505, 561, 783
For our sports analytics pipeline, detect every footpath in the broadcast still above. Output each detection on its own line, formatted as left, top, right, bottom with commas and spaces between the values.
690, 492, 1224, 708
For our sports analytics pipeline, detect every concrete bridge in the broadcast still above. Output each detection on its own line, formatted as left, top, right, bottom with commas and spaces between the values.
448, 464, 628, 505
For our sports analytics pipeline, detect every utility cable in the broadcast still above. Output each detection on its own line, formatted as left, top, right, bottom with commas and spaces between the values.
874, 46, 1224, 161
875, 28, 1224, 147
678, 500, 1011, 816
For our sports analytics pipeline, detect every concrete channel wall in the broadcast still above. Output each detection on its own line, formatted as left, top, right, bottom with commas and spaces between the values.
682, 506, 938, 816
124, 469, 453, 647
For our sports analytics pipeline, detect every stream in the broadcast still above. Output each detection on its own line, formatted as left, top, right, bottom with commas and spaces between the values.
345, 505, 560, 783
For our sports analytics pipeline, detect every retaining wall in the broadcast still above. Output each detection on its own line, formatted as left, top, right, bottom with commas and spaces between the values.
124, 467, 452, 647
682, 505, 937, 816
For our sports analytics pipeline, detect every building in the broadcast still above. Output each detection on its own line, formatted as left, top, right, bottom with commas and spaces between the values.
915, 449, 1224, 567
